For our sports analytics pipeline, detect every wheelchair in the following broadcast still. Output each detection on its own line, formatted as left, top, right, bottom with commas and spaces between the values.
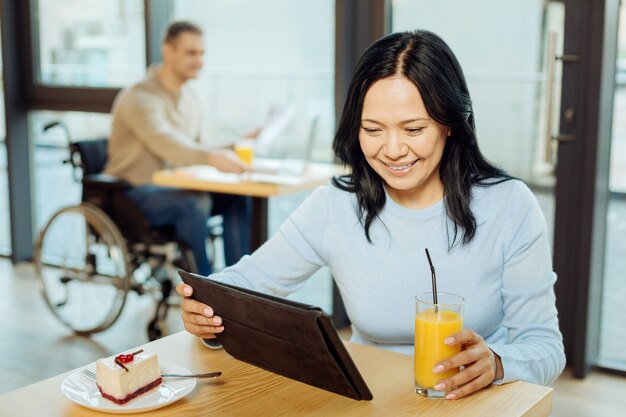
33, 121, 210, 341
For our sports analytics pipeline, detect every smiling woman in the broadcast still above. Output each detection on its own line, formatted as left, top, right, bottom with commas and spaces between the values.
332, 31, 512, 246
358, 76, 449, 209
176, 30, 565, 401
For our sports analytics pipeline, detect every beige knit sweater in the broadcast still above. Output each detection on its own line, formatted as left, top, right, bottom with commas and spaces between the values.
104, 66, 217, 185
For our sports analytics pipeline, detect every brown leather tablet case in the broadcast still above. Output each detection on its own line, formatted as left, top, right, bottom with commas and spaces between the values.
179, 270, 373, 401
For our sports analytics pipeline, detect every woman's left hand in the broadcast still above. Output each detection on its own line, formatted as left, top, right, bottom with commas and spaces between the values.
433, 328, 503, 400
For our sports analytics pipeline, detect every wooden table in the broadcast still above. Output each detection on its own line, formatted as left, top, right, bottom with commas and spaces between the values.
153, 160, 343, 249
0, 331, 553, 416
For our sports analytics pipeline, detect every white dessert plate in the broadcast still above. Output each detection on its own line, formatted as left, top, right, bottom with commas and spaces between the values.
61, 363, 197, 414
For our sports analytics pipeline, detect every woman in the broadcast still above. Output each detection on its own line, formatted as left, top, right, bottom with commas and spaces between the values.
176, 30, 565, 399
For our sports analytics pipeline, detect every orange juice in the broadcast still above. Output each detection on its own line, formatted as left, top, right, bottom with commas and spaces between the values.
414, 309, 462, 389
234, 145, 254, 165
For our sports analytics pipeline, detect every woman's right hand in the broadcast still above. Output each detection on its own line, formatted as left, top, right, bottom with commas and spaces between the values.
176, 283, 224, 339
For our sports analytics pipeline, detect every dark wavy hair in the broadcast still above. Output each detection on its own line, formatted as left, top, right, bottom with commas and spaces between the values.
332, 30, 511, 246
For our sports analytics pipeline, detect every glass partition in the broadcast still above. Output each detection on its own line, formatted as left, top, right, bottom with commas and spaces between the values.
598, 1, 626, 371
31, 111, 112, 232
172, 0, 335, 163
33, 0, 145, 87
0, 20, 7, 255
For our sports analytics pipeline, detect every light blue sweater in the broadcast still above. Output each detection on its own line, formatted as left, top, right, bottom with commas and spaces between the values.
210, 179, 565, 386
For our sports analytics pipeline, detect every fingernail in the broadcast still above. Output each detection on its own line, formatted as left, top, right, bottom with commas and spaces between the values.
183, 287, 192, 295
213, 318, 221, 326
434, 383, 446, 391
433, 364, 444, 373
203, 307, 212, 316
445, 393, 457, 400
444, 337, 454, 345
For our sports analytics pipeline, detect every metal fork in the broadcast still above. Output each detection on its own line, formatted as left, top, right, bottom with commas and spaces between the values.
82, 368, 221, 380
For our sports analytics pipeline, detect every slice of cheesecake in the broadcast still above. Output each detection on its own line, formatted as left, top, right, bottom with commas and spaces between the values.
96, 350, 162, 405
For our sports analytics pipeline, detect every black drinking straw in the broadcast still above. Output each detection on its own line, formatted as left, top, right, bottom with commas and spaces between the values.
424, 248, 438, 312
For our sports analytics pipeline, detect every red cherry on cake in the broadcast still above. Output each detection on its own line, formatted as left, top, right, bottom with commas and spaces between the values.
115, 354, 135, 363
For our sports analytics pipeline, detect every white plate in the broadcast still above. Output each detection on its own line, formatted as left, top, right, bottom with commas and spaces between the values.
61, 363, 197, 414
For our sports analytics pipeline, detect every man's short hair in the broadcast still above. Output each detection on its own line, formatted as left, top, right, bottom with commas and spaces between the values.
162, 20, 203, 44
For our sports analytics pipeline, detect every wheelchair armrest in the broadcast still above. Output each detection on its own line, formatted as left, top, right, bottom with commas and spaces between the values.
82, 174, 131, 210
83, 174, 131, 190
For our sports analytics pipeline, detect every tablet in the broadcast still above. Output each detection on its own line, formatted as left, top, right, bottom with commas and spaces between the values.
178, 270, 373, 401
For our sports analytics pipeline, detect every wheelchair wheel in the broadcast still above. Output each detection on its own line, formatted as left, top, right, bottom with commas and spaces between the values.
33, 203, 131, 335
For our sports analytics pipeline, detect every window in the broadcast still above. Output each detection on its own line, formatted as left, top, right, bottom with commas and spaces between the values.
31, 111, 112, 231
0, 20, 8, 255
172, 0, 335, 162
598, 2, 626, 370
33, 0, 146, 87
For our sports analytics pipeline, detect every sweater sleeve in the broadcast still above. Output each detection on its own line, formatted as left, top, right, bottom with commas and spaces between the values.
119, 90, 213, 166
209, 185, 330, 296
489, 184, 566, 386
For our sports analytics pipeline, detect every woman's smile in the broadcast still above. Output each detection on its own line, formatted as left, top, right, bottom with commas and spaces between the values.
379, 159, 419, 175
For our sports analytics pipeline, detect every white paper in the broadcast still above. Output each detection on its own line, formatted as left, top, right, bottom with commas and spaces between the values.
254, 104, 295, 156
172, 165, 305, 186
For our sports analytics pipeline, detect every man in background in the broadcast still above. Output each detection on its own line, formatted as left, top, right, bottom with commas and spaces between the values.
105, 20, 252, 276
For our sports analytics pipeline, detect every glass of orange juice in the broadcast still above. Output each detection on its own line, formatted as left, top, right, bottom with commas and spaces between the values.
234, 140, 254, 165
414, 292, 464, 398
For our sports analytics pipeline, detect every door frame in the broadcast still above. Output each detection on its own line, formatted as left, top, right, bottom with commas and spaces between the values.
553, 0, 620, 377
